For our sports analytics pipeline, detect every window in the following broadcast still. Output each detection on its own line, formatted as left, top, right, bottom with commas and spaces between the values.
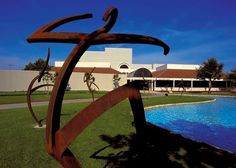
193, 81, 208, 87
212, 81, 227, 88
119, 64, 129, 69
175, 80, 191, 88
156, 80, 173, 87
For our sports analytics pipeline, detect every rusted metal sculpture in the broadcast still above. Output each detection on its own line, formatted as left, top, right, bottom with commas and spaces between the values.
113, 74, 121, 89
27, 48, 54, 127
176, 79, 186, 96
83, 67, 99, 101
27, 7, 169, 168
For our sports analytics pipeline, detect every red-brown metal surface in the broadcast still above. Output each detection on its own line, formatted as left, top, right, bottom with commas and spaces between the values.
27, 48, 54, 127
83, 67, 99, 101
27, 7, 169, 167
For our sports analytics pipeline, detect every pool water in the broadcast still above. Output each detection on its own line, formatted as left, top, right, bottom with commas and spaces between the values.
145, 97, 236, 153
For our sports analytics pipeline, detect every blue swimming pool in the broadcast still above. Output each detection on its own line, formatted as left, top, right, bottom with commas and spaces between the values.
145, 97, 236, 153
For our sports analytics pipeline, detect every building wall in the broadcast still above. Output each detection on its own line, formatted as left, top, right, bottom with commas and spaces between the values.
0, 70, 228, 92
54, 48, 201, 74
54, 48, 166, 73
0, 70, 45, 91
0, 70, 127, 92
69, 72, 127, 91
156, 64, 200, 71
131, 64, 153, 71
130, 64, 163, 72
55, 61, 111, 68
79, 48, 132, 70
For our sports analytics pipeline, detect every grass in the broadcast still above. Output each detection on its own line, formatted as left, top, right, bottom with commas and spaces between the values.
1, 90, 235, 105
0, 95, 225, 168
0, 91, 107, 104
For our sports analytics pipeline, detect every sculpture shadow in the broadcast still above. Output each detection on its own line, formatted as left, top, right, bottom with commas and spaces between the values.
90, 123, 236, 168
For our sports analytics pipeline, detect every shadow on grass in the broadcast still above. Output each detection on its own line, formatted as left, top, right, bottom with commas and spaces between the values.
90, 123, 236, 168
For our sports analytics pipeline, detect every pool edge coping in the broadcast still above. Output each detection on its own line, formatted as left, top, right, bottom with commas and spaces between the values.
144, 98, 216, 110
171, 93, 236, 98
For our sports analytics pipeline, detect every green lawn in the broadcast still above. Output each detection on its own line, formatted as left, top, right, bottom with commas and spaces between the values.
1, 90, 235, 105
1, 96, 235, 167
0, 91, 107, 104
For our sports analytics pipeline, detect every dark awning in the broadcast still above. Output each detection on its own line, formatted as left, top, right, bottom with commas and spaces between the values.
128, 68, 152, 77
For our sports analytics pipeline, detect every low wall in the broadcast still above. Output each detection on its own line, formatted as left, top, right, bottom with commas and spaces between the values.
0, 70, 127, 92
69, 72, 127, 91
0, 70, 45, 91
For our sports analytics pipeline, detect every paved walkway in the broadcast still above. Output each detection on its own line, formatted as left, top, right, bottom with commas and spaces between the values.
0, 98, 95, 110
0, 93, 164, 110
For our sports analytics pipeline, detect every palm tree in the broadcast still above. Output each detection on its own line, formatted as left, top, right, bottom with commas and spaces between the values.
197, 57, 224, 93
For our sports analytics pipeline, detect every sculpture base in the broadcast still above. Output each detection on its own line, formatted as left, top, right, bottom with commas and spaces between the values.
34, 124, 46, 129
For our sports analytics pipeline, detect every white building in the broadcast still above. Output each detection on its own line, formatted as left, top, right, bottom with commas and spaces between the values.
54, 48, 163, 73
53, 47, 228, 92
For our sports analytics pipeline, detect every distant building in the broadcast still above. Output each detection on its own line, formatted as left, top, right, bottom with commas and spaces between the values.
54, 48, 163, 73
53, 47, 228, 92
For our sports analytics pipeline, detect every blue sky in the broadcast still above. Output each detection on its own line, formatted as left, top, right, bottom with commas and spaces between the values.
0, 0, 236, 71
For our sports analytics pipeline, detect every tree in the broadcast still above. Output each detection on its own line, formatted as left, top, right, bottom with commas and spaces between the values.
197, 57, 224, 93
228, 68, 236, 89
42, 72, 58, 94
24, 58, 50, 71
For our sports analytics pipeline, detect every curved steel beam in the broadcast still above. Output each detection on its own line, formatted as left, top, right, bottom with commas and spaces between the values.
54, 81, 145, 156
38, 48, 51, 82
26, 49, 54, 127
27, 10, 169, 55
28, 33, 169, 55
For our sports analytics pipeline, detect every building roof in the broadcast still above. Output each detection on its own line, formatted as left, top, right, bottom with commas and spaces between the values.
152, 69, 198, 78
51, 67, 120, 74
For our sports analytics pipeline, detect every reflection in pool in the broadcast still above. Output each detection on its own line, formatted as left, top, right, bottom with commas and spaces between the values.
145, 97, 236, 153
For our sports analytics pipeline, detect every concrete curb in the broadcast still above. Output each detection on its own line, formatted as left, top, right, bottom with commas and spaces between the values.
144, 98, 216, 111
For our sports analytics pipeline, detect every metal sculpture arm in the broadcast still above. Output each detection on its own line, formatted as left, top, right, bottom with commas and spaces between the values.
83, 67, 99, 101
27, 7, 170, 168
38, 48, 51, 82
27, 10, 169, 55
54, 81, 145, 157
27, 48, 54, 127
